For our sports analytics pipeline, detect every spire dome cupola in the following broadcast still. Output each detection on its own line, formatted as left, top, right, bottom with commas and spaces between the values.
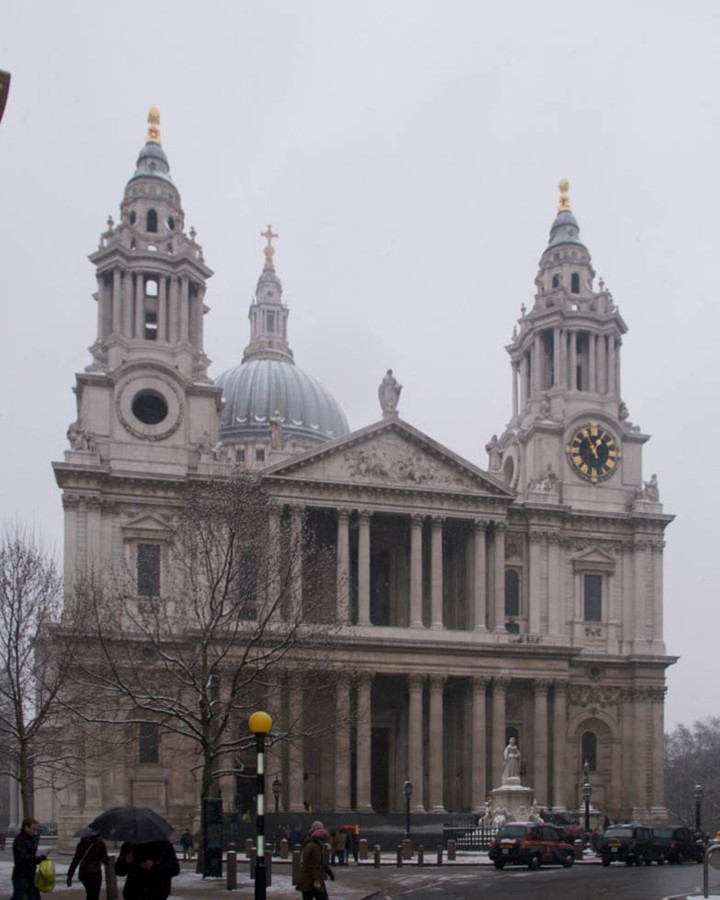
536, 178, 595, 298
216, 229, 349, 460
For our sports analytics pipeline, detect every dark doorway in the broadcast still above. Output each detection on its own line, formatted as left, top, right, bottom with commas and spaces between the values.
371, 727, 390, 813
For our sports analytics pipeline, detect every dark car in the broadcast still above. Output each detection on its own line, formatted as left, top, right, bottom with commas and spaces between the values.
599, 824, 664, 866
489, 822, 575, 870
652, 826, 704, 864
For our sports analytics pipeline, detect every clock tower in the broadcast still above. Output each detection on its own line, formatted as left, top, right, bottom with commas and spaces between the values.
490, 179, 650, 514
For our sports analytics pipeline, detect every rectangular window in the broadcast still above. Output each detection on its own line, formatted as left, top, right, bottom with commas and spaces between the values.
137, 543, 160, 597
266, 310, 275, 332
139, 722, 159, 764
583, 573, 602, 621
255, 448, 265, 462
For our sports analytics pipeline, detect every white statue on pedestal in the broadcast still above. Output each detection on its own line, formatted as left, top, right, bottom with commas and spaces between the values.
502, 736, 521, 783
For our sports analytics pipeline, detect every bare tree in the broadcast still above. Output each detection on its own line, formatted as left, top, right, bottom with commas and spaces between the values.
0, 524, 69, 818
72, 473, 340, 824
666, 717, 720, 832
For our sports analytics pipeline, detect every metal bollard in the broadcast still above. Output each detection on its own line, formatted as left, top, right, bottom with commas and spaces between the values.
573, 838, 584, 860
447, 839, 456, 861
249, 846, 257, 879
280, 838, 289, 860
226, 849, 237, 890
292, 849, 301, 885
418, 845, 424, 867
402, 838, 412, 859
105, 856, 118, 900
359, 838, 368, 860
374, 845, 381, 868
436, 844, 443, 866
245, 837, 254, 858
396, 845, 403, 867
265, 849, 272, 887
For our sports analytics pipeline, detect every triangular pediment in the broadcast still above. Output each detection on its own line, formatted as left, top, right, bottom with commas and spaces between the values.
264, 419, 514, 497
571, 546, 617, 571
120, 512, 173, 540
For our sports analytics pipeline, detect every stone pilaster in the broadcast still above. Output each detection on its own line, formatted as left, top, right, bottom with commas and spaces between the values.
356, 673, 373, 811
491, 677, 508, 788
410, 515, 424, 628
492, 522, 507, 633
533, 680, 550, 804
287, 679, 305, 813
407, 674, 425, 811
357, 511, 371, 626
473, 519, 488, 632
430, 517, 444, 630
336, 509, 350, 624
428, 675, 446, 811
334, 673, 351, 812
471, 676, 488, 811
552, 680, 568, 809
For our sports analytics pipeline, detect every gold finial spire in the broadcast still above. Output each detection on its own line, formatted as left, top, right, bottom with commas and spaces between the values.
146, 107, 161, 144
558, 177, 571, 212
261, 224, 278, 271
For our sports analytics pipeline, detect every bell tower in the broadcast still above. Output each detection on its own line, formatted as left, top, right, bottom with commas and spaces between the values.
489, 180, 651, 514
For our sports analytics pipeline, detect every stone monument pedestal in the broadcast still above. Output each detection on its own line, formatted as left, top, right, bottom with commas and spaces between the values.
490, 779, 535, 822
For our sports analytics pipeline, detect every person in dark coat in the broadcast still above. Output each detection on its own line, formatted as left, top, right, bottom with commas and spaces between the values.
12, 817, 46, 900
115, 840, 179, 900
67, 832, 109, 900
296, 821, 328, 900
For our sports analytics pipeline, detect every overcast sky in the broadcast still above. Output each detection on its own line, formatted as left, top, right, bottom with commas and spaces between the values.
1, 0, 718, 733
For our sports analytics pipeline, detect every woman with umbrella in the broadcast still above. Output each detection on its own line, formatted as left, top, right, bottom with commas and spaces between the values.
66, 830, 108, 900
115, 841, 179, 900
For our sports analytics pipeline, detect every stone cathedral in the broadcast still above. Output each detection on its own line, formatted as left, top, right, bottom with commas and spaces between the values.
50, 111, 674, 835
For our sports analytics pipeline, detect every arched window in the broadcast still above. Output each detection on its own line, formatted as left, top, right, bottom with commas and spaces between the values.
552, 274, 560, 288
582, 731, 597, 771
571, 272, 580, 294
146, 209, 158, 233
505, 569, 520, 617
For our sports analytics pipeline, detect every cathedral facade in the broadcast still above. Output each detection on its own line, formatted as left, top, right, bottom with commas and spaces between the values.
50, 112, 674, 835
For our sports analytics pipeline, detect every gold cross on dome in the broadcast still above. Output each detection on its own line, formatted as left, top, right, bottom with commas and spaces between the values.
261, 225, 278, 248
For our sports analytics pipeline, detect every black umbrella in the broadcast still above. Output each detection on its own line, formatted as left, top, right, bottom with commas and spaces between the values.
73, 827, 99, 839
88, 807, 173, 844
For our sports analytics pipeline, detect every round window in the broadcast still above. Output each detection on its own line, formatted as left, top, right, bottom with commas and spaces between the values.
132, 390, 168, 425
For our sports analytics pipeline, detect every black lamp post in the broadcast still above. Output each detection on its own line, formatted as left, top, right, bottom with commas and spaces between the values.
403, 780, 412, 842
694, 784, 703, 837
249, 711, 272, 900
582, 760, 592, 842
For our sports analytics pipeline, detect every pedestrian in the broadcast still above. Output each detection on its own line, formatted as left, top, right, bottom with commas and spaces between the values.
328, 831, 337, 865
66, 831, 109, 900
297, 820, 329, 900
291, 824, 304, 848
115, 840, 179, 900
334, 828, 346, 865
179, 830, 193, 861
12, 817, 46, 900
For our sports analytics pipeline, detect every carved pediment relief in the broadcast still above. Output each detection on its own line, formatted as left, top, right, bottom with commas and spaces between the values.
120, 512, 173, 542
267, 424, 511, 496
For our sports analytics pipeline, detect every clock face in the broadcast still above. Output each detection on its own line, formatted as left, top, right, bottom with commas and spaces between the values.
566, 423, 620, 483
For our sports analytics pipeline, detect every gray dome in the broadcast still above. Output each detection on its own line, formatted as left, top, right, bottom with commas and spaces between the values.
547, 209, 585, 249
217, 358, 350, 444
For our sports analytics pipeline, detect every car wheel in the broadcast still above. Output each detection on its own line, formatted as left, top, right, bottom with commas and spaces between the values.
563, 852, 574, 868
657, 854, 665, 865
635, 854, 645, 866
493, 861, 505, 870
528, 854, 542, 870
602, 857, 611, 867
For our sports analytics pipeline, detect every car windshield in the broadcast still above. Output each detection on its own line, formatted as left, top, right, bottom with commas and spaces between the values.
605, 827, 633, 837
498, 826, 527, 838
653, 828, 673, 838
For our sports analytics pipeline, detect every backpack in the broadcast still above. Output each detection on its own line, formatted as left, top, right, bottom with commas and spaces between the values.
34, 859, 56, 893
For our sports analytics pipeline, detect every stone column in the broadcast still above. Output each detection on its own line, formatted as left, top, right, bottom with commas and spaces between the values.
631, 689, 649, 816
357, 511, 371, 626
633, 539, 649, 648
410, 515, 424, 628
533, 333, 542, 394
168, 276, 179, 343
528, 531, 543, 634
553, 325, 562, 388
111, 268, 122, 333
122, 271, 133, 336
511, 360, 520, 418
473, 519, 488, 632
546, 534, 561, 636
356, 673, 374, 811
134, 271, 145, 338
180, 276, 190, 342
616, 336, 622, 397
430, 517, 444, 629
334, 673, 351, 812
589, 333, 597, 392
652, 539, 665, 641
407, 675, 425, 811
552, 681, 568, 809
569, 331, 578, 390
289, 506, 304, 622
157, 275, 167, 342
471, 676, 488, 812
491, 678, 507, 788
336, 509, 350, 624
520, 353, 528, 407
96, 274, 107, 340
428, 676, 446, 812
649, 687, 666, 811
597, 333, 607, 393
267, 503, 282, 621
533, 680, 550, 805
492, 522, 506, 633
86, 496, 102, 574
287, 679, 305, 812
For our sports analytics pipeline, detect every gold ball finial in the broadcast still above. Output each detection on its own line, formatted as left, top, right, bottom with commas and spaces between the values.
146, 107, 161, 145
558, 177, 571, 212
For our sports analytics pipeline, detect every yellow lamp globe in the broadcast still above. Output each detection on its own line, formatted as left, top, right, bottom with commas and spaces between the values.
249, 711, 273, 733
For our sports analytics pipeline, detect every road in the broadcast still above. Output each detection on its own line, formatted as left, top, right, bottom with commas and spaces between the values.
339, 861, 711, 900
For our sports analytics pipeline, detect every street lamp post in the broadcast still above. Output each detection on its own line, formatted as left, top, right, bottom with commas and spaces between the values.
694, 784, 703, 837
272, 775, 282, 854
249, 711, 273, 900
403, 780, 413, 843
582, 760, 592, 843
